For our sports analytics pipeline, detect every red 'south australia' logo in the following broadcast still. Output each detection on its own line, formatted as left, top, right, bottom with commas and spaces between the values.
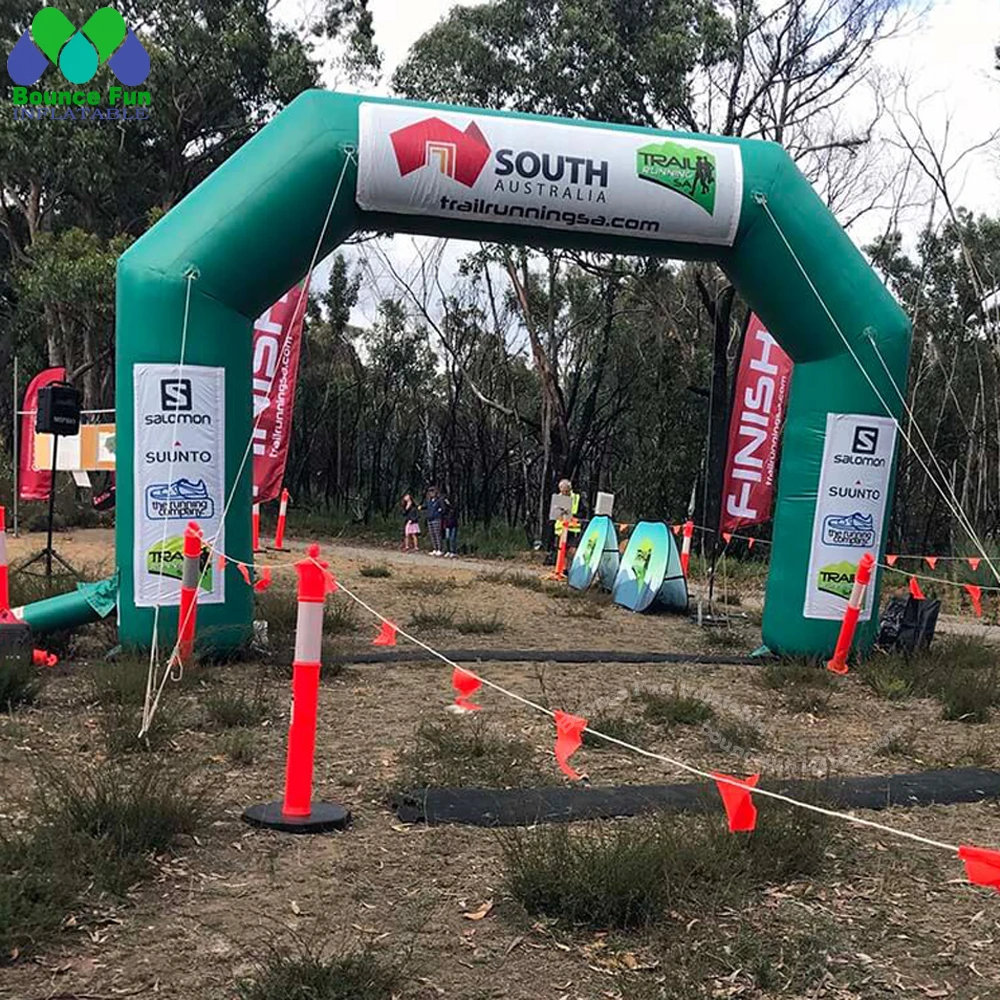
389, 117, 491, 188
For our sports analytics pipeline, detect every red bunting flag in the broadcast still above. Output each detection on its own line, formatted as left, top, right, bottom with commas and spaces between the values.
722, 532, 733, 545
237, 562, 252, 587
372, 621, 397, 646
253, 567, 273, 593
215, 555, 227, 575
959, 844, 1000, 890
964, 584, 983, 618
909, 576, 925, 600
553, 710, 588, 781
886, 554, 898, 567
747, 538, 756, 550
713, 772, 760, 832
924, 556, 938, 570
671, 524, 681, 535
969, 557, 982, 572
452, 667, 483, 712
323, 569, 338, 594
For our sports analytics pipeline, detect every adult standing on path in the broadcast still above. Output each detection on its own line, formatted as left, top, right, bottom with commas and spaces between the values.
425, 485, 446, 556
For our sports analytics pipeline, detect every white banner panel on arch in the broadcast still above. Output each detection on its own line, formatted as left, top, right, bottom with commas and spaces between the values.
357, 102, 743, 246
804, 413, 897, 621
133, 364, 226, 607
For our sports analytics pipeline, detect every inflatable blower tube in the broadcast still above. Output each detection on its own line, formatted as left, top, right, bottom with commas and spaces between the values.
16, 576, 118, 635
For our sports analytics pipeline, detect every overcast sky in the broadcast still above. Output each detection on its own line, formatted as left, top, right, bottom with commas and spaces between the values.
277, 0, 1000, 325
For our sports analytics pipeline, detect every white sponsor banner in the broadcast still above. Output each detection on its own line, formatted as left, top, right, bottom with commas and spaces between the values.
133, 364, 225, 607
357, 103, 743, 246
804, 413, 897, 620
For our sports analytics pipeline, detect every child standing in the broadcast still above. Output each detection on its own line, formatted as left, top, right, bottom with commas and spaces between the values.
425, 485, 446, 556
442, 495, 459, 558
401, 494, 420, 552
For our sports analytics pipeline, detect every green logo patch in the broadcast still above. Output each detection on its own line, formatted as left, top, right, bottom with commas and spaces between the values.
146, 535, 212, 590
636, 140, 717, 214
817, 560, 860, 602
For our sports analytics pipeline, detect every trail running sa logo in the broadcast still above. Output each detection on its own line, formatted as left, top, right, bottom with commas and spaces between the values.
636, 139, 717, 214
145, 478, 216, 521
7, 6, 149, 86
822, 511, 876, 548
390, 116, 492, 187
146, 535, 213, 590
817, 560, 860, 601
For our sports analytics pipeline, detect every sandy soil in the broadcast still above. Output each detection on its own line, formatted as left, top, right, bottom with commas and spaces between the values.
2, 527, 1000, 999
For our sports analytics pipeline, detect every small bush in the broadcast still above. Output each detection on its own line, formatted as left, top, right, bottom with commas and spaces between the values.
409, 605, 456, 629
101, 701, 181, 755
639, 687, 714, 727
237, 943, 403, 1000
90, 656, 152, 707
0, 655, 42, 710
204, 675, 272, 729
581, 712, 646, 749
456, 612, 505, 635
397, 577, 458, 596
397, 717, 550, 789
785, 688, 832, 716
222, 729, 258, 765
255, 585, 299, 643
481, 570, 543, 592
565, 603, 603, 620
324, 599, 358, 635
501, 804, 830, 931
359, 565, 392, 579
710, 714, 768, 750
758, 661, 832, 691
939, 671, 995, 723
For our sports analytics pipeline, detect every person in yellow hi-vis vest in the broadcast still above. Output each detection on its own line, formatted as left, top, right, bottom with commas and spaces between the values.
547, 478, 583, 574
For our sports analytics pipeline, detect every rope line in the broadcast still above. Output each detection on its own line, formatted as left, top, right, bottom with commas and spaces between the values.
754, 194, 1000, 589
328, 572, 959, 855
139, 152, 356, 738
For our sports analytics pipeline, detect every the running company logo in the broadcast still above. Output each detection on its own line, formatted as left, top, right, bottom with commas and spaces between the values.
817, 560, 859, 600
390, 116, 492, 187
145, 535, 213, 590
636, 139, 718, 214
822, 511, 876, 548
8, 6, 149, 86
145, 478, 216, 520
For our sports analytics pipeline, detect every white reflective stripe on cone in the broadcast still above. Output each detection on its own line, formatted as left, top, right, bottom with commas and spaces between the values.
181, 555, 200, 590
294, 602, 324, 663
847, 579, 867, 610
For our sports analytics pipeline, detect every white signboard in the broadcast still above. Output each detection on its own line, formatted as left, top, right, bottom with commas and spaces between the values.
804, 413, 897, 620
133, 364, 225, 607
357, 103, 743, 247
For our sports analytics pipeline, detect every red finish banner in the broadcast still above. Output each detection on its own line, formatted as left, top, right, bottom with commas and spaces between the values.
251, 283, 308, 504
720, 314, 792, 533
19, 366, 67, 501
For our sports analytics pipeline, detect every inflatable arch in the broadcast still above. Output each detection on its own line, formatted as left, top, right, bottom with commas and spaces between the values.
115, 90, 910, 656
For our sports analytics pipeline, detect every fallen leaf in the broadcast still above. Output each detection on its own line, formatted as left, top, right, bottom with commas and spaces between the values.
290, 900, 301, 915
462, 899, 494, 921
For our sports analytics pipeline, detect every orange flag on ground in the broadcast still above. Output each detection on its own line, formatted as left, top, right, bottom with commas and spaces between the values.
713, 772, 760, 832
372, 621, 397, 646
452, 667, 482, 712
924, 556, 938, 570
959, 845, 1000, 890
964, 584, 983, 618
553, 710, 588, 781
969, 557, 982, 572
909, 576, 925, 600
886, 554, 898, 566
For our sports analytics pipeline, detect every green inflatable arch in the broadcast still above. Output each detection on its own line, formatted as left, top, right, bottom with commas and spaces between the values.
116, 90, 910, 657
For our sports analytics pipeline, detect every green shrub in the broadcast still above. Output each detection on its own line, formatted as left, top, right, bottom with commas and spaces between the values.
456, 612, 505, 635
222, 729, 259, 765
581, 712, 646, 748
0, 655, 42, 710
639, 687, 714, 727
204, 675, 272, 729
359, 565, 392, 579
758, 660, 832, 690
481, 571, 543, 591
90, 656, 151, 707
409, 605, 456, 629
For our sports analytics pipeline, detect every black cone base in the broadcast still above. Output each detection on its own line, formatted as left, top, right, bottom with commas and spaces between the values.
242, 800, 351, 834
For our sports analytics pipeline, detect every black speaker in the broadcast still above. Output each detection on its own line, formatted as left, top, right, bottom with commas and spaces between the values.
36, 382, 82, 436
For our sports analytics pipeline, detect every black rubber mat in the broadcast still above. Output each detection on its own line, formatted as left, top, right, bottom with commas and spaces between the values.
336, 648, 762, 667
393, 768, 1000, 827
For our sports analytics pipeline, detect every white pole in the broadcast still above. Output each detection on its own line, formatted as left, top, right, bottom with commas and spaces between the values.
11, 355, 18, 537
